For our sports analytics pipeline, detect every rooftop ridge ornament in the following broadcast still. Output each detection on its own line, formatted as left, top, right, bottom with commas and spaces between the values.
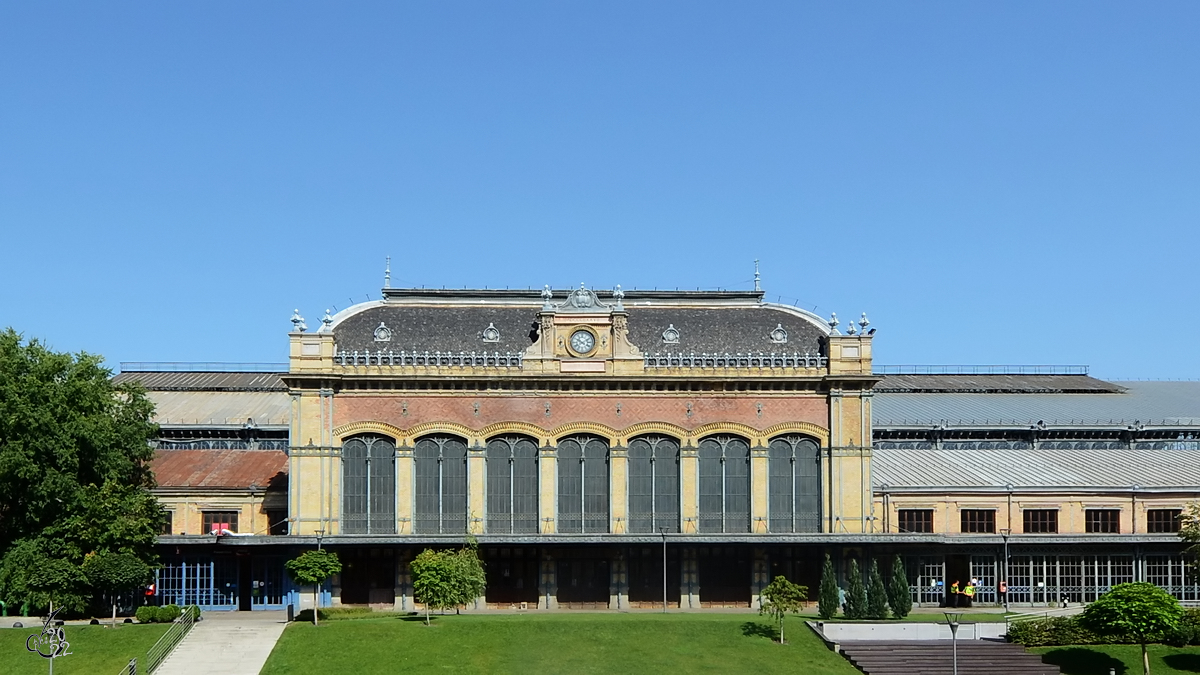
321, 309, 333, 332
613, 284, 625, 312
860, 312, 870, 330
754, 259, 761, 293
847, 320, 857, 336
291, 309, 307, 333
557, 283, 610, 313
541, 285, 554, 311
384, 256, 391, 289
828, 312, 839, 335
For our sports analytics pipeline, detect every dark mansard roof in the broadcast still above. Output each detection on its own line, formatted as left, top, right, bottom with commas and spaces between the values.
330, 288, 830, 355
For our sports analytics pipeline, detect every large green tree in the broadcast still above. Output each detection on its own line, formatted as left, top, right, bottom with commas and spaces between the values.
0, 329, 163, 615
887, 555, 913, 618
1080, 582, 1183, 675
845, 558, 867, 620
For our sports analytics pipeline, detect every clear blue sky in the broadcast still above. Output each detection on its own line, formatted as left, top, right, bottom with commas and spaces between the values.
2, 2, 1197, 378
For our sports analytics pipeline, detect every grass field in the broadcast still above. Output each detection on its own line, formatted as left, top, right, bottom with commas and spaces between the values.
1031, 644, 1200, 675
0, 623, 170, 675
260, 613, 863, 674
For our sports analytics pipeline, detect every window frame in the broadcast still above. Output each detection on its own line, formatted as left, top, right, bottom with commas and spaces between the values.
1084, 509, 1122, 534
1022, 509, 1059, 534
960, 509, 996, 533
897, 509, 934, 533
1147, 509, 1183, 533
202, 510, 240, 534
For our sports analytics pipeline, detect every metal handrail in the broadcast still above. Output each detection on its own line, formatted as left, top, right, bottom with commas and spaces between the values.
1004, 605, 1084, 624
142, 606, 199, 673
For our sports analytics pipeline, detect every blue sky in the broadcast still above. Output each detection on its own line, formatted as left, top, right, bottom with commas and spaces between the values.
1, 2, 1197, 378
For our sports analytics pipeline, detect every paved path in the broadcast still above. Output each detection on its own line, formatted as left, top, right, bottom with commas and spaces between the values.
156, 611, 288, 675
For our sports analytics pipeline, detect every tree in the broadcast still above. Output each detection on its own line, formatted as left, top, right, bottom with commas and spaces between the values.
866, 558, 889, 620
0, 331, 162, 616
284, 550, 342, 626
1181, 503, 1200, 567
845, 558, 867, 620
759, 576, 808, 644
449, 540, 486, 614
818, 553, 839, 620
887, 555, 913, 618
1080, 582, 1183, 675
411, 549, 459, 626
83, 550, 153, 627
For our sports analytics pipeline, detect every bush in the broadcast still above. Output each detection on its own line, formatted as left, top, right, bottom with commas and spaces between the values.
135, 606, 156, 623
156, 605, 181, 623
1007, 616, 1136, 647
184, 605, 201, 621
1165, 608, 1200, 647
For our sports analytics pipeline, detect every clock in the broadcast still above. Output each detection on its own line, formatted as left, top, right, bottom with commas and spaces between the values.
569, 329, 596, 355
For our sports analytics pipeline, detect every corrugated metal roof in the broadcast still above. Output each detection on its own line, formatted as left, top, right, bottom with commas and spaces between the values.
875, 374, 1123, 394
114, 371, 286, 391
152, 449, 288, 489
873, 446, 1200, 489
147, 391, 291, 427
873, 381, 1200, 427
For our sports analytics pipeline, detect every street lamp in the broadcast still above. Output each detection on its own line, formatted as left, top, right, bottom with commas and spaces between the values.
999, 528, 1011, 612
660, 528, 668, 613
944, 611, 962, 675
315, 528, 325, 551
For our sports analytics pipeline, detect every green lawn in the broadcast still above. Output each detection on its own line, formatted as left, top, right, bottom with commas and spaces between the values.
0, 623, 171, 675
1031, 644, 1200, 675
261, 613, 862, 674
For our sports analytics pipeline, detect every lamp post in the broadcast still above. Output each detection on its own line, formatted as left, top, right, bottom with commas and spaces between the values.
999, 528, 1011, 612
660, 528, 668, 613
944, 611, 962, 675
315, 528, 324, 551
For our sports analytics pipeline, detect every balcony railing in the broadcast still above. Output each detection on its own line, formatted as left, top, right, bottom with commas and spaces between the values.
334, 349, 524, 368
643, 352, 827, 369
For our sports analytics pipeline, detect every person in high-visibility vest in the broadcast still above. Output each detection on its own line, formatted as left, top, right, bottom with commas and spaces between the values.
962, 582, 976, 608
948, 580, 960, 607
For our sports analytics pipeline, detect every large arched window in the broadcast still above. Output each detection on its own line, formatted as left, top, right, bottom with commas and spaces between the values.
414, 434, 468, 534
557, 435, 609, 534
768, 435, 821, 533
698, 435, 750, 533
341, 435, 396, 534
627, 435, 680, 533
486, 435, 539, 534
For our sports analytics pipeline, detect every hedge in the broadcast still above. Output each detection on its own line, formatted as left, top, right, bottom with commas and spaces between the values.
1008, 609, 1200, 647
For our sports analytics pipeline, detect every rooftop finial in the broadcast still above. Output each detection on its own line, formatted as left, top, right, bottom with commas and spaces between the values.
541, 285, 554, 311
321, 309, 333, 332
613, 284, 625, 311
860, 312, 870, 330
753, 259, 761, 292
828, 312, 840, 335
290, 309, 307, 333
384, 256, 391, 289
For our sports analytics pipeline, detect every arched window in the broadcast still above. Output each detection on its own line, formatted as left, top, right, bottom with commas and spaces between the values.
486, 435, 539, 534
341, 435, 396, 534
414, 435, 468, 534
698, 435, 750, 533
627, 435, 680, 533
557, 435, 609, 534
768, 435, 821, 533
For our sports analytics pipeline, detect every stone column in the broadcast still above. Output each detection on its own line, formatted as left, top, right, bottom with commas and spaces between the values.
610, 445, 628, 533
539, 551, 558, 609
610, 550, 627, 609
679, 444, 699, 534
467, 442, 486, 534
682, 547, 700, 608
396, 445, 414, 534
750, 443, 770, 533
540, 444, 557, 533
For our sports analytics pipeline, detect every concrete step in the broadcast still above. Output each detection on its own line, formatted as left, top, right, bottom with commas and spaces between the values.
840, 640, 1061, 675
155, 612, 288, 675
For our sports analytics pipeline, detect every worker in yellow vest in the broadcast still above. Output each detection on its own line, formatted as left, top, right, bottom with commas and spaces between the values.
948, 580, 960, 607
963, 581, 976, 608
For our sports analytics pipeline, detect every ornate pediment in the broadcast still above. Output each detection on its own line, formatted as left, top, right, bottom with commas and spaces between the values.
547, 283, 614, 314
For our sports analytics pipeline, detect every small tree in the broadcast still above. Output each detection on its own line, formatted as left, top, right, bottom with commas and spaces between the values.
449, 540, 487, 613
845, 558, 867, 620
82, 550, 153, 627
759, 576, 807, 644
284, 550, 342, 626
887, 555, 913, 618
818, 553, 839, 619
866, 558, 889, 620
1081, 582, 1183, 675
411, 549, 459, 626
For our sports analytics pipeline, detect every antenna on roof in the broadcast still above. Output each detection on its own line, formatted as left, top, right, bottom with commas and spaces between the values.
753, 259, 761, 292
384, 256, 391, 289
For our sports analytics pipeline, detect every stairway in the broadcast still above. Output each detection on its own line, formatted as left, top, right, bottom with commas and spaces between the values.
155, 611, 288, 675
839, 640, 1061, 675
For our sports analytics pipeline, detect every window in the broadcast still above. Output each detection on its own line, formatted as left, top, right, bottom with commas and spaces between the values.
342, 435, 397, 534
698, 436, 751, 533
767, 435, 821, 533
161, 512, 174, 535
1023, 509, 1058, 533
267, 510, 288, 536
203, 511, 239, 534
898, 509, 933, 533
557, 435, 609, 534
486, 435, 539, 534
1147, 509, 1183, 533
1085, 509, 1121, 533
415, 435, 468, 534
960, 509, 996, 533
628, 435, 680, 533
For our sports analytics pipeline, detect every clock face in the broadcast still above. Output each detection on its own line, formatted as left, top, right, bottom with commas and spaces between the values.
569, 329, 596, 354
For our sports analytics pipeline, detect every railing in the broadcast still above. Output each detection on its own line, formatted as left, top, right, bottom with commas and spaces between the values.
1004, 605, 1085, 625
875, 364, 1089, 375
120, 362, 288, 373
142, 606, 199, 674
643, 352, 827, 369
334, 349, 524, 368
117, 658, 138, 675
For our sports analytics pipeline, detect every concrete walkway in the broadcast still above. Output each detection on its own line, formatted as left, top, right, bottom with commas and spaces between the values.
156, 610, 288, 675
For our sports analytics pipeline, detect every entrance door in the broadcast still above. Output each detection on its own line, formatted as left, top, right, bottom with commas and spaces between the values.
340, 549, 397, 606
556, 558, 609, 604
946, 554, 970, 607
698, 547, 751, 606
237, 556, 252, 611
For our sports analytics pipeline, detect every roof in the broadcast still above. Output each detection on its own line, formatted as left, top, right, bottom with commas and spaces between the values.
330, 287, 830, 355
146, 390, 291, 427
114, 371, 286, 391
875, 374, 1123, 394
873, 381, 1200, 427
152, 448, 287, 490
873, 445, 1200, 490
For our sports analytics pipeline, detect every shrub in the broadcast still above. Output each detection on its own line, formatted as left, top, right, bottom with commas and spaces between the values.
156, 604, 181, 623
1007, 615, 1135, 647
184, 605, 201, 621
845, 559, 867, 620
135, 606, 156, 623
817, 554, 839, 620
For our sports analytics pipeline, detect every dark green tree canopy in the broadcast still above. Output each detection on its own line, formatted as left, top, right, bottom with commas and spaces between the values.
1081, 582, 1184, 675
0, 330, 163, 614
285, 550, 343, 587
